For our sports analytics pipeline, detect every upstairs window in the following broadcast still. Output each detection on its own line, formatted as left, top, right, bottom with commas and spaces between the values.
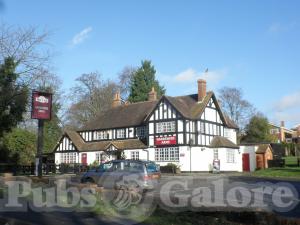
136, 126, 146, 138
96, 131, 109, 140
200, 122, 205, 133
156, 121, 176, 133
116, 129, 125, 139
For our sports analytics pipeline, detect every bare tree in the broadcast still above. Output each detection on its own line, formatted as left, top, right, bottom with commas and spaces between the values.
64, 72, 118, 129
218, 87, 256, 132
20, 68, 63, 130
0, 23, 52, 86
118, 66, 136, 100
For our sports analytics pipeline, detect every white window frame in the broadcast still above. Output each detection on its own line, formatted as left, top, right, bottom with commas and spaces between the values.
96, 131, 108, 140
213, 149, 218, 160
155, 147, 179, 161
226, 149, 235, 163
131, 151, 139, 160
60, 153, 77, 164
116, 129, 125, 139
156, 121, 176, 133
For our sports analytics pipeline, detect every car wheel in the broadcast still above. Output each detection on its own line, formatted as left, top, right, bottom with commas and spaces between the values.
83, 177, 94, 184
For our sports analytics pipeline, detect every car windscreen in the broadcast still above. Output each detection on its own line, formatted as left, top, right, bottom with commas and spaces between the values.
146, 162, 159, 173
125, 162, 144, 172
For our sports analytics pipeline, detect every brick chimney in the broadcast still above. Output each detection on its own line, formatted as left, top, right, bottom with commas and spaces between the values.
148, 86, 157, 101
197, 79, 207, 102
112, 91, 121, 108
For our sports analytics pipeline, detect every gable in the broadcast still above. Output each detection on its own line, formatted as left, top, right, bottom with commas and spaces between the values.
147, 97, 182, 121
55, 135, 77, 152
200, 95, 225, 125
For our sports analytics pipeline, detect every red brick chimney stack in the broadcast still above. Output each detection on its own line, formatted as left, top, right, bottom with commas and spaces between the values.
197, 79, 207, 102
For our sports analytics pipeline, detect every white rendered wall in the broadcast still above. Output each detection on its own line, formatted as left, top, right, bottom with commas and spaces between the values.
238, 146, 257, 172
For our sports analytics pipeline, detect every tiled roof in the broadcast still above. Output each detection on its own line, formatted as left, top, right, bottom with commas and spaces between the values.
65, 130, 146, 152
256, 144, 271, 154
81, 100, 158, 130
80, 92, 238, 131
209, 136, 239, 149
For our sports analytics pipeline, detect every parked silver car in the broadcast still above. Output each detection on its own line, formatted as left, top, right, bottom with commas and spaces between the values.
81, 160, 161, 191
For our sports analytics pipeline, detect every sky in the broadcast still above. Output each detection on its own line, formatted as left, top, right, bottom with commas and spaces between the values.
1, 0, 300, 128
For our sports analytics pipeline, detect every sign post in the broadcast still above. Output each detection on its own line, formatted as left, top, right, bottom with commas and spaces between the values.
31, 91, 52, 178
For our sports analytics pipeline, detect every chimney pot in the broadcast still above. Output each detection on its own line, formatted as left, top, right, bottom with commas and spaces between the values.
112, 91, 121, 108
197, 79, 207, 102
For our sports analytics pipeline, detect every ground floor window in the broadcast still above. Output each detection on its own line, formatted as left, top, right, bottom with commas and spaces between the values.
155, 147, 179, 161
95, 152, 101, 164
60, 152, 77, 163
131, 151, 139, 160
226, 149, 235, 163
213, 149, 218, 160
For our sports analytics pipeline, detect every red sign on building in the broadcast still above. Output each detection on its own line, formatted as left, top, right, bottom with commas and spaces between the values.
31, 91, 52, 120
155, 136, 177, 146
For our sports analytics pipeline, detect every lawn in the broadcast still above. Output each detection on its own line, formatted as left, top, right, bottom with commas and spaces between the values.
283, 156, 300, 166
251, 167, 300, 180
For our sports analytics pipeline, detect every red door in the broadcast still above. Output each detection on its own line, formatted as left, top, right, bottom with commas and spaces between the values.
242, 153, 250, 172
81, 153, 87, 165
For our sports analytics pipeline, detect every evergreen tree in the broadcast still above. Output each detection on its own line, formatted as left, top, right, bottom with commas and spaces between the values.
2, 128, 36, 165
0, 57, 28, 137
128, 60, 165, 102
43, 102, 62, 153
37, 85, 62, 153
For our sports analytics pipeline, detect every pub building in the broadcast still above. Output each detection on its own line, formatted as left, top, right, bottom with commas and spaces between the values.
54, 79, 242, 172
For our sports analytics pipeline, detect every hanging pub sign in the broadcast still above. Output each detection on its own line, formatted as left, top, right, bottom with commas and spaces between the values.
155, 136, 177, 146
31, 91, 52, 120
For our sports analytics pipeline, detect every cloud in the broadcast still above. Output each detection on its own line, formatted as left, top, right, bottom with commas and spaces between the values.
172, 68, 227, 84
273, 91, 300, 112
272, 111, 300, 128
267, 22, 296, 34
271, 91, 300, 127
71, 27, 93, 46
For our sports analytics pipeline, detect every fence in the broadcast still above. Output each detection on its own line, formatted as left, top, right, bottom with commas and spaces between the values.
267, 159, 285, 168
0, 163, 90, 176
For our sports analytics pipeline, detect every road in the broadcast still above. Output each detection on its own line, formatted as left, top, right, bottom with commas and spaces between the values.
0, 174, 299, 224
157, 174, 300, 218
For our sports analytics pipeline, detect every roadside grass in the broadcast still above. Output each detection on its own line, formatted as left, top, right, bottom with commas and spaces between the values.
251, 167, 300, 180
